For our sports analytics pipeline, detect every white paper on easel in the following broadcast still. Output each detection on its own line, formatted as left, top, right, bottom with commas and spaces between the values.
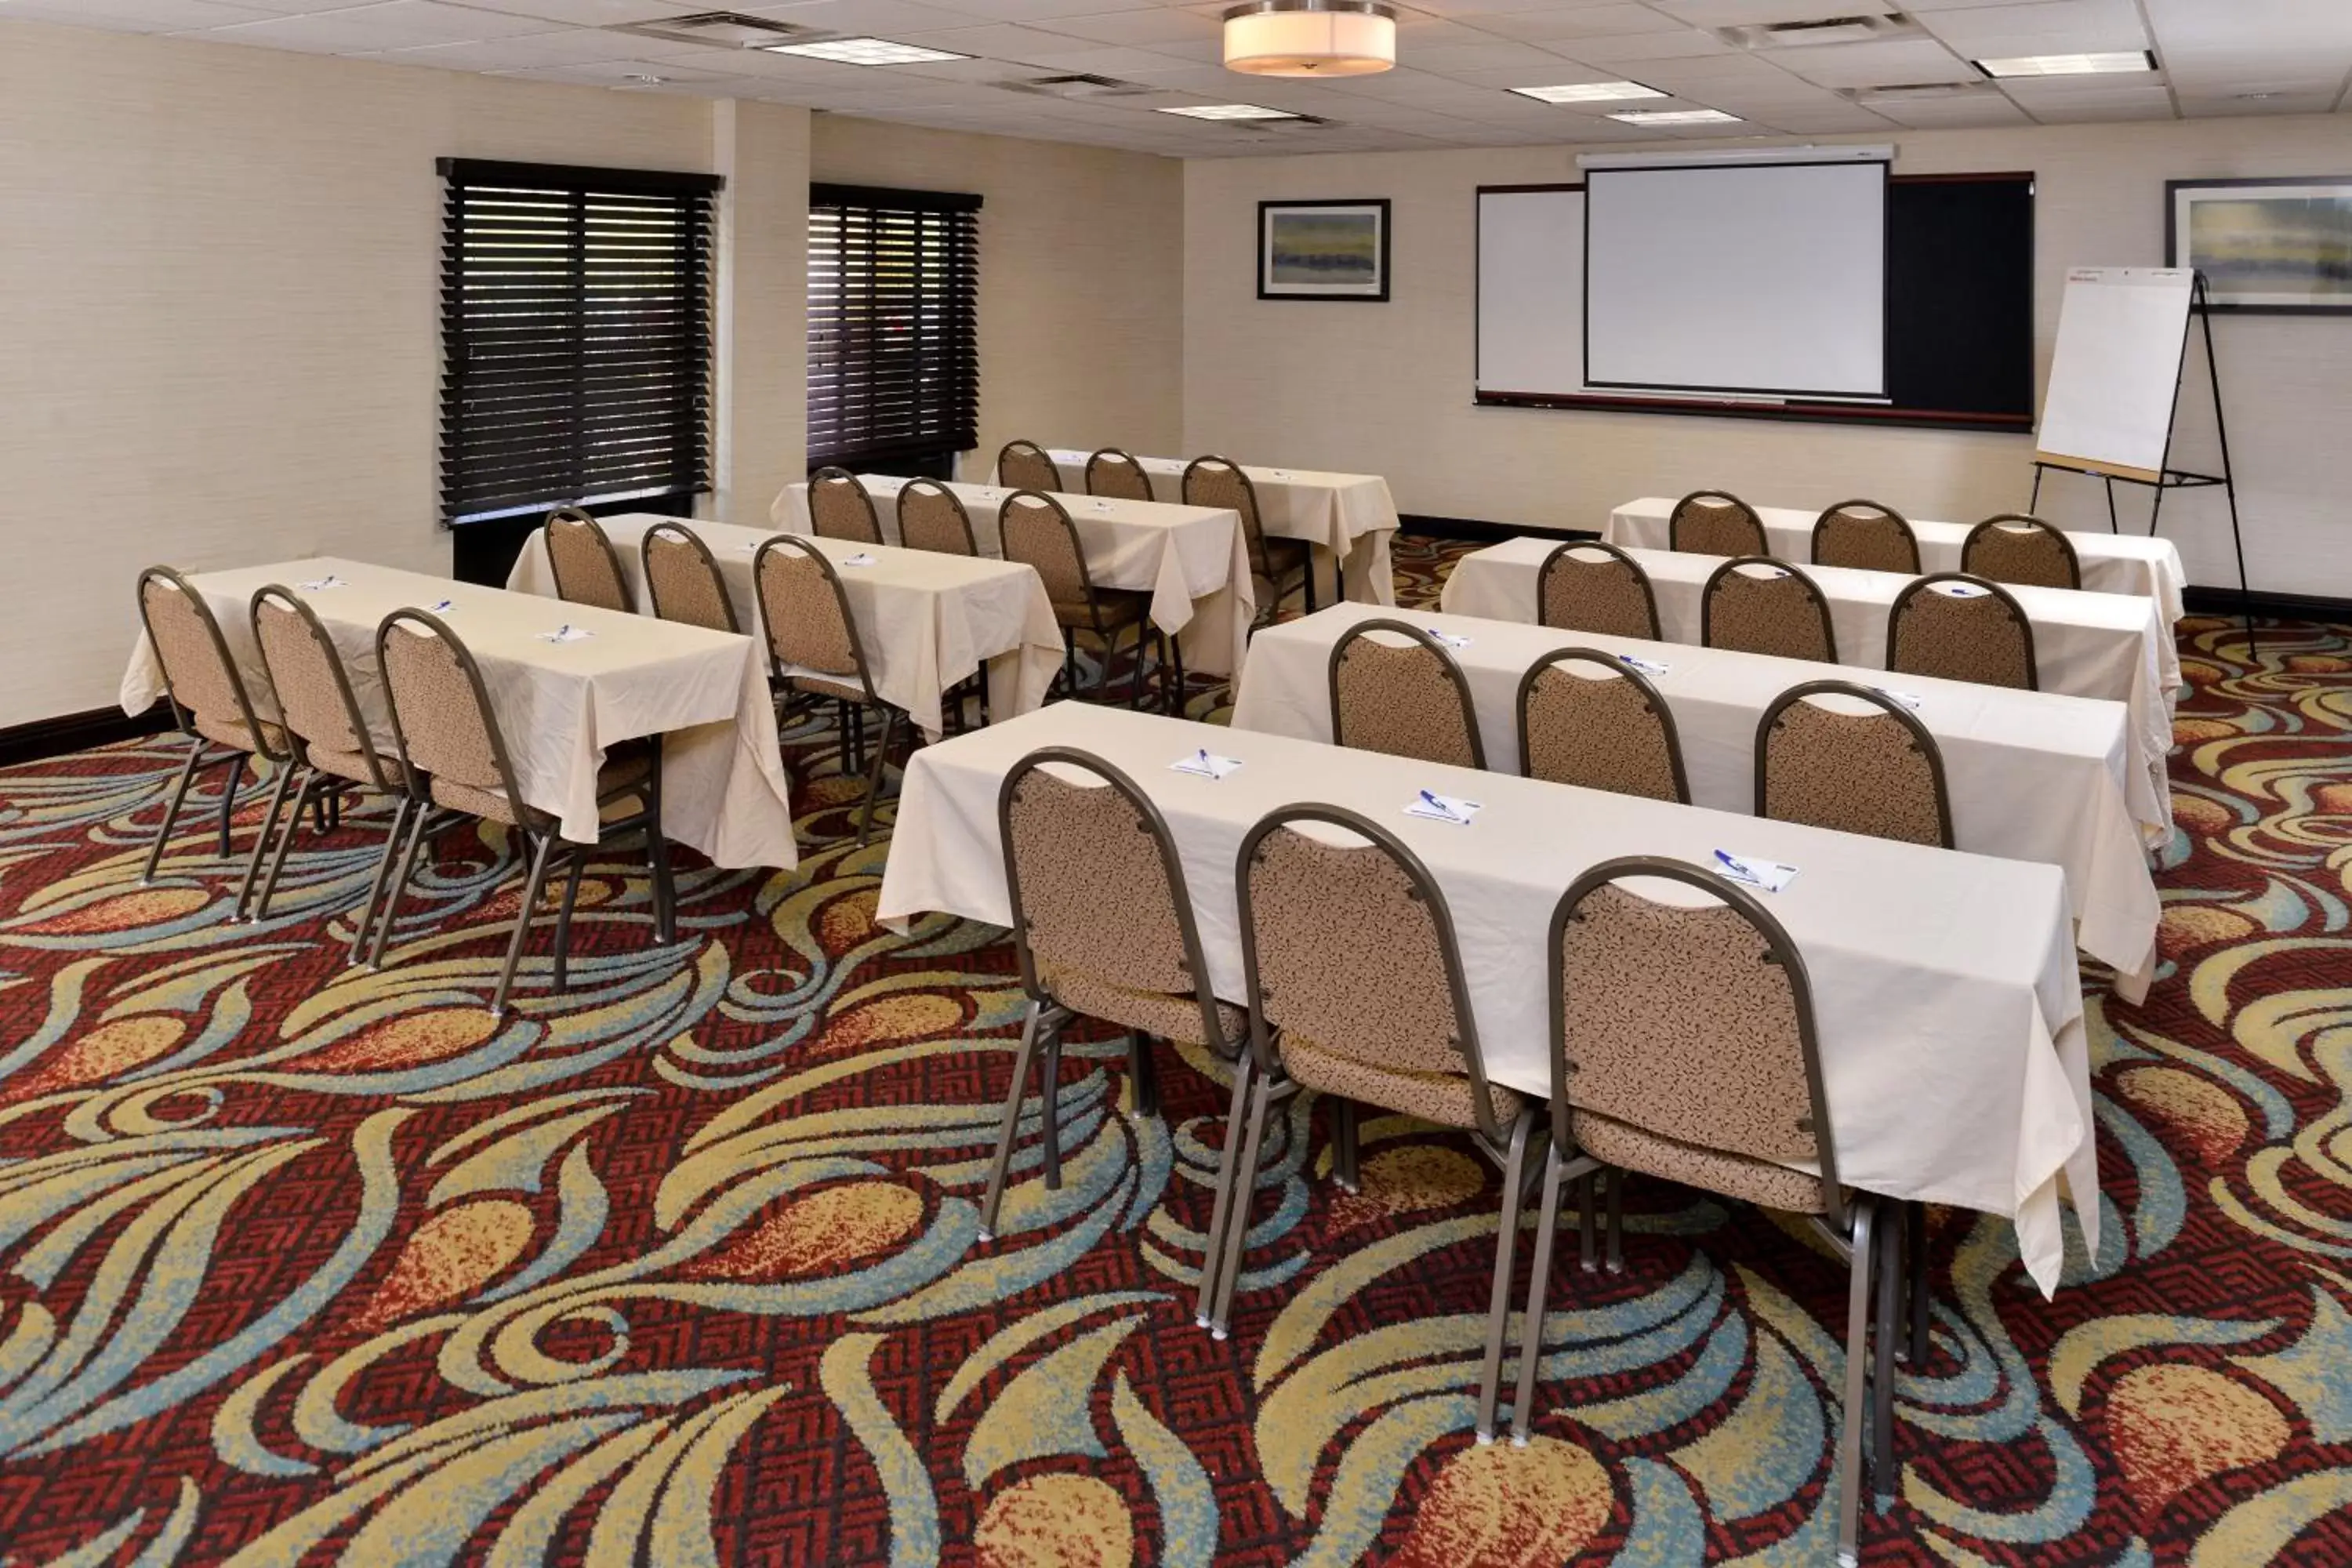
2034, 267, 2196, 483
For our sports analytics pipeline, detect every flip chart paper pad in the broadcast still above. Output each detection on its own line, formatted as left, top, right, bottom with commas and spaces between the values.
2034, 268, 2195, 483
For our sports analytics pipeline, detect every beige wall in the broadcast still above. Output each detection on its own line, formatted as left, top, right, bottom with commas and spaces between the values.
812, 114, 1184, 474
1185, 115, 2352, 597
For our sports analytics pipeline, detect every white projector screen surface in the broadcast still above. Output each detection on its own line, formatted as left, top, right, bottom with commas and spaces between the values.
1584, 162, 1888, 398
1477, 189, 1584, 396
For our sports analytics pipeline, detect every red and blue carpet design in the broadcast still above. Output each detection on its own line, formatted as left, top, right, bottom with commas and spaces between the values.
1, 536, 2350, 1565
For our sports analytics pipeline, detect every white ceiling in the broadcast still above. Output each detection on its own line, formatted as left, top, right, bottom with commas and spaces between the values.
8, 0, 2352, 156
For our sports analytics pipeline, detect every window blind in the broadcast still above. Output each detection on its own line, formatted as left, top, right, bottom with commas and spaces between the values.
438, 158, 721, 525
808, 183, 981, 470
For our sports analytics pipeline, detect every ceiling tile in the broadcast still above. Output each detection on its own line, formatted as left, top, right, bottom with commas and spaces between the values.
1029, 8, 1221, 45
1450, 3, 1686, 42
448, 0, 702, 24
5, 0, 279, 31
1551, 29, 1733, 62
1762, 36, 1978, 89
886, 0, 1156, 20
194, 1, 563, 53
1647, 0, 1896, 24
383, 27, 650, 66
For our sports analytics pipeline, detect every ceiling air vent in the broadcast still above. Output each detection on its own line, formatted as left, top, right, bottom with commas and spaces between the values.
1721, 13, 1917, 49
608, 11, 813, 49
998, 74, 1160, 100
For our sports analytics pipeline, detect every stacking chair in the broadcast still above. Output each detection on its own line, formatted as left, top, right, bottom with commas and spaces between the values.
1669, 490, 1767, 557
753, 536, 907, 845
1085, 448, 1155, 503
1183, 455, 1314, 626
1519, 857, 1898, 1564
1887, 573, 2038, 690
808, 466, 885, 546
1207, 805, 1539, 1443
997, 440, 1064, 492
1756, 681, 1952, 848
1328, 620, 1484, 769
1701, 557, 1838, 663
372, 609, 674, 1011
977, 748, 1242, 1242
1000, 489, 1168, 710
897, 479, 980, 557
1962, 513, 2079, 590
542, 508, 634, 613
1516, 649, 1688, 802
133, 565, 290, 911
1536, 541, 1661, 640
1812, 499, 1921, 575
640, 522, 740, 633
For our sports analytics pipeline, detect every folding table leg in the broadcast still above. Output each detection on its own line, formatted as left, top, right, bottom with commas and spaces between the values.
213, 753, 245, 857
552, 851, 588, 993
1906, 1201, 1930, 1363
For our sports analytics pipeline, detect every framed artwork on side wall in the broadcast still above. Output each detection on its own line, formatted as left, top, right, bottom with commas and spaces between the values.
1259, 199, 1391, 301
2167, 176, 2352, 313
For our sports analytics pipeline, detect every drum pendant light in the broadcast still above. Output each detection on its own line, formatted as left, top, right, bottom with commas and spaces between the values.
1223, 0, 1397, 77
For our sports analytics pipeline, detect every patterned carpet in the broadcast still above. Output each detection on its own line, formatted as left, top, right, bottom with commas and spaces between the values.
2, 535, 2350, 1566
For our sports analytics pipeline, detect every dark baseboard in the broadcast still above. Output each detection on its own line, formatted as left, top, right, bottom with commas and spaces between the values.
1401, 514, 1598, 545
2184, 585, 2352, 623
0, 702, 173, 768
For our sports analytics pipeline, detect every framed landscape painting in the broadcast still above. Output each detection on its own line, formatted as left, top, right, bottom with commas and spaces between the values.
2167, 176, 2352, 313
1259, 199, 1390, 301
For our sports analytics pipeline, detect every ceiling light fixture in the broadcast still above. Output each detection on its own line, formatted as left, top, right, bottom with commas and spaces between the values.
1974, 50, 2155, 78
1511, 81, 1665, 104
1606, 107, 1741, 125
1156, 102, 1305, 120
761, 37, 970, 65
1223, 0, 1395, 78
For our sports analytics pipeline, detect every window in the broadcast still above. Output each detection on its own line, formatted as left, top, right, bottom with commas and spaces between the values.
807, 183, 981, 472
437, 158, 722, 524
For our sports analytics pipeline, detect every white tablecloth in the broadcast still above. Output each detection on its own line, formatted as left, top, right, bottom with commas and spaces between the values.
1036, 449, 1399, 607
880, 702, 2094, 1297
508, 515, 1062, 742
1231, 603, 2159, 1000
122, 558, 797, 870
774, 477, 1254, 679
1441, 537, 2178, 835
1606, 496, 2189, 626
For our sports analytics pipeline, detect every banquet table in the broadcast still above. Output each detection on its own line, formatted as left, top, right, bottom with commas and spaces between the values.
120, 557, 798, 871
774, 476, 1254, 679
1230, 603, 2160, 1000
1440, 537, 2178, 833
1032, 448, 1399, 607
1606, 495, 2189, 626
880, 702, 2095, 1298
508, 514, 1062, 742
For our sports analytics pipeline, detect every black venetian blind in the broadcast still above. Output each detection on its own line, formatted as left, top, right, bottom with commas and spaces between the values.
807, 183, 981, 470
438, 158, 722, 524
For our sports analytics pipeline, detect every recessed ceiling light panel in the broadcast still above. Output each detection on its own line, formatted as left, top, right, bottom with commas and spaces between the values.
1606, 107, 1742, 125
1156, 102, 1303, 120
1975, 50, 2155, 78
1509, 81, 1665, 104
763, 37, 971, 65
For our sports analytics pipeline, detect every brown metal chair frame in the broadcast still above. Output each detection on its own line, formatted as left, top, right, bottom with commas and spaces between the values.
1001, 489, 1174, 713
1755, 679, 1955, 848
1886, 572, 2040, 691
751, 535, 907, 845
640, 521, 741, 634
1963, 512, 2082, 591
542, 507, 637, 614
996, 439, 1065, 492
1325, 619, 1488, 770
807, 466, 886, 546
1515, 647, 1690, 803
1700, 555, 1839, 662
896, 478, 981, 557
1811, 499, 1922, 575
1182, 454, 1316, 625
1535, 540, 1661, 639
1668, 489, 1767, 557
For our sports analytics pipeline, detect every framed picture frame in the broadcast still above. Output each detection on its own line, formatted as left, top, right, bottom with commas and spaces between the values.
1258, 199, 1391, 302
2166, 176, 2352, 314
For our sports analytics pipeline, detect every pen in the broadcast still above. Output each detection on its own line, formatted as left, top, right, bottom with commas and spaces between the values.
1714, 849, 1751, 880
1419, 789, 1460, 819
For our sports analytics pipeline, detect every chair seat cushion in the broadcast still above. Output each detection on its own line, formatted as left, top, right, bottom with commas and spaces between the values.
303, 742, 394, 789
1051, 589, 1152, 632
1042, 964, 1241, 1050
1280, 1031, 1523, 1133
194, 712, 285, 757
790, 673, 869, 703
1570, 1109, 1828, 1214
431, 774, 529, 827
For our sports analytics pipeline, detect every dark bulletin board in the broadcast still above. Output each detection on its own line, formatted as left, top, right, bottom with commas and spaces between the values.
1885, 172, 2035, 425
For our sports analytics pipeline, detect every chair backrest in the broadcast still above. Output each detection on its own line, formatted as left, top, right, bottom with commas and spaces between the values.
377, 608, 528, 820
1181, 456, 1270, 576
997, 440, 1064, 492
1549, 856, 1842, 1220
1963, 513, 2079, 591
1669, 491, 1767, 558
250, 585, 388, 788
1886, 573, 2038, 691
1756, 680, 1951, 848
543, 508, 634, 614
1085, 448, 1154, 503
998, 748, 1229, 1051
641, 522, 739, 634
1536, 541, 1661, 639
808, 467, 884, 546
136, 565, 276, 754
1238, 804, 1506, 1146
999, 490, 1095, 610
1328, 619, 1485, 769
752, 536, 875, 699
1811, 499, 1920, 575
897, 479, 978, 557
1701, 557, 1838, 663
1517, 649, 1687, 803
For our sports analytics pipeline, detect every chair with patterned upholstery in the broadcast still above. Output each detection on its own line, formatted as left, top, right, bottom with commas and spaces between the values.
897, 479, 979, 557
1669, 490, 1767, 557
977, 747, 1242, 1244
542, 508, 635, 613
1757, 681, 1952, 848
1886, 573, 2038, 691
1812, 499, 1921, 575
372, 608, 674, 1010
134, 565, 291, 912
1000, 489, 1169, 710
1517, 648, 1688, 802
1085, 448, 1155, 503
808, 466, 885, 546
997, 440, 1065, 492
1962, 513, 2079, 590
753, 535, 907, 844
1184, 455, 1313, 627
640, 522, 740, 634
1536, 541, 1661, 640
1205, 804, 1539, 1441
1518, 857, 1897, 1563
1327, 619, 1485, 769
1701, 557, 1838, 663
